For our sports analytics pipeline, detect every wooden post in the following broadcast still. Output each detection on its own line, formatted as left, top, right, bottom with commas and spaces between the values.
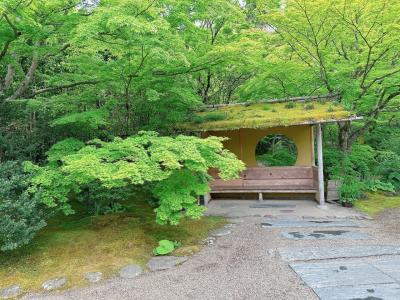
204, 193, 211, 207
316, 123, 325, 206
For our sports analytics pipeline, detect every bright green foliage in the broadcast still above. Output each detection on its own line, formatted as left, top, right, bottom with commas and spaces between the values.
0, 161, 47, 251
28, 132, 245, 224
251, 0, 400, 149
256, 134, 297, 167
51, 110, 109, 130
46, 138, 85, 163
153, 240, 179, 256
339, 178, 366, 204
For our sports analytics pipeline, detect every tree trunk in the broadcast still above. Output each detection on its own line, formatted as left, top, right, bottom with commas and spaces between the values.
0, 64, 15, 95
338, 121, 351, 152
7, 55, 39, 100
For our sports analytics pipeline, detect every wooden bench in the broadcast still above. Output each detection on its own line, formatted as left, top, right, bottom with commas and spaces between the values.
206, 166, 318, 204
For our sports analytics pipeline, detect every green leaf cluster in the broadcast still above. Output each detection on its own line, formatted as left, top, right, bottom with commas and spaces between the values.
28, 132, 245, 224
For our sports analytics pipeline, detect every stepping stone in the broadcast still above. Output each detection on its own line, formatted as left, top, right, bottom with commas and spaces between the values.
315, 283, 400, 300
147, 256, 187, 271
281, 230, 373, 240
220, 203, 239, 208
289, 260, 395, 289
262, 218, 362, 228
119, 264, 142, 279
42, 277, 67, 291
0, 284, 22, 299
212, 228, 231, 237
278, 245, 400, 261
250, 203, 296, 208
85, 271, 102, 283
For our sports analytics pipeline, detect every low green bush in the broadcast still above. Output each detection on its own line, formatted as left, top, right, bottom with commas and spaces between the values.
0, 161, 48, 251
153, 240, 181, 255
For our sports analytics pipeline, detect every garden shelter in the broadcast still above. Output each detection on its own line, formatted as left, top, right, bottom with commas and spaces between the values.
180, 95, 362, 206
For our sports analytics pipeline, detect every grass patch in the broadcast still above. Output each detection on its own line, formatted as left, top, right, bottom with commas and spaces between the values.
355, 192, 400, 216
193, 112, 227, 124
0, 197, 225, 292
284, 101, 296, 109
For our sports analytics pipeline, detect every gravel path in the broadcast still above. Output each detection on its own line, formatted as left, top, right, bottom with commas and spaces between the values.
23, 206, 400, 300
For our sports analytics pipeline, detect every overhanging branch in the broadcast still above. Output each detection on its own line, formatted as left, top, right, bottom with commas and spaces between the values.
32, 80, 101, 96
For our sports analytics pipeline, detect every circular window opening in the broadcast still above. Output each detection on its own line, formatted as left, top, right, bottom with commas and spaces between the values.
255, 134, 298, 167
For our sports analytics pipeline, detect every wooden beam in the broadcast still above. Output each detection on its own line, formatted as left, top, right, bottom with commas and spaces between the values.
316, 124, 326, 206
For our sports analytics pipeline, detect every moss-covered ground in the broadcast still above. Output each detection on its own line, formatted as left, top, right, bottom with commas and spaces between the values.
355, 192, 400, 216
0, 197, 225, 292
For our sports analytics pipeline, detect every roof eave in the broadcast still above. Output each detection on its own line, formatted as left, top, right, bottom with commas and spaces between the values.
179, 116, 363, 132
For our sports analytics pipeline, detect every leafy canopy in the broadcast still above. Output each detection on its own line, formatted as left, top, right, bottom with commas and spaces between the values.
27, 132, 245, 224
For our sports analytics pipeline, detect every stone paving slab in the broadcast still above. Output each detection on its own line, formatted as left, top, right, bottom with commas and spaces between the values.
315, 283, 400, 300
290, 260, 395, 288
278, 245, 400, 261
281, 230, 373, 240
249, 203, 297, 208
370, 256, 400, 282
262, 218, 362, 228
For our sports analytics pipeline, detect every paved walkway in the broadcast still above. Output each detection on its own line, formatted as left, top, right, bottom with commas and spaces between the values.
23, 200, 400, 300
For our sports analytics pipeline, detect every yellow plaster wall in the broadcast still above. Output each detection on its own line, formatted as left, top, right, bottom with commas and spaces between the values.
203, 125, 315, 167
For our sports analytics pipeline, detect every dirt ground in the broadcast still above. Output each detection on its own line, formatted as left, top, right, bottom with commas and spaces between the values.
23, 202, 400, 300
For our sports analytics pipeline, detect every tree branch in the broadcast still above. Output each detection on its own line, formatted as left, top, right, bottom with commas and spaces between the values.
6, 54, 39, 100
32, 80, 101, 96
0, 14, 20, 61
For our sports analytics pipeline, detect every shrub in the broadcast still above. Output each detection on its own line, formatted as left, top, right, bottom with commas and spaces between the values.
365, 180, 395, 193
374, 151, 400, 190
28, 131, 245, 225
153, 240, 180, 255
304, 103, 315, 110
0, 161, 48, 251
284, 102, 296, 109
339, 177, 366, 204
192, 112, 227, 124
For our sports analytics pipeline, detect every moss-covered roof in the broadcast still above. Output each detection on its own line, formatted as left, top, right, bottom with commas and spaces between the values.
180, 101, 358, 132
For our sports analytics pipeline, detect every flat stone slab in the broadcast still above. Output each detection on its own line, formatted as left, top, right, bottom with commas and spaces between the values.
370, 256, 400, 282
42, 277, 67, 291
279, 245, 400, 261
0, 284, 22, 299
262, 218, 362, 228
290, 257, 400, 299
290, 260, 395, 289
281, 230, 373, 240
315, 283, 400, 300
119, 264, 142, 279
249, 203, 296, 208
147, 256, 187, 271
85, 271, 102, 283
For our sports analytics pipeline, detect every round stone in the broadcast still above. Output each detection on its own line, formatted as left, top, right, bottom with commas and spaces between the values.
85, 271, 102, 283
119, 264, 142, 279
42, 277, 67, 291
213, 228, 232, 237
0, 284, 22, 299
